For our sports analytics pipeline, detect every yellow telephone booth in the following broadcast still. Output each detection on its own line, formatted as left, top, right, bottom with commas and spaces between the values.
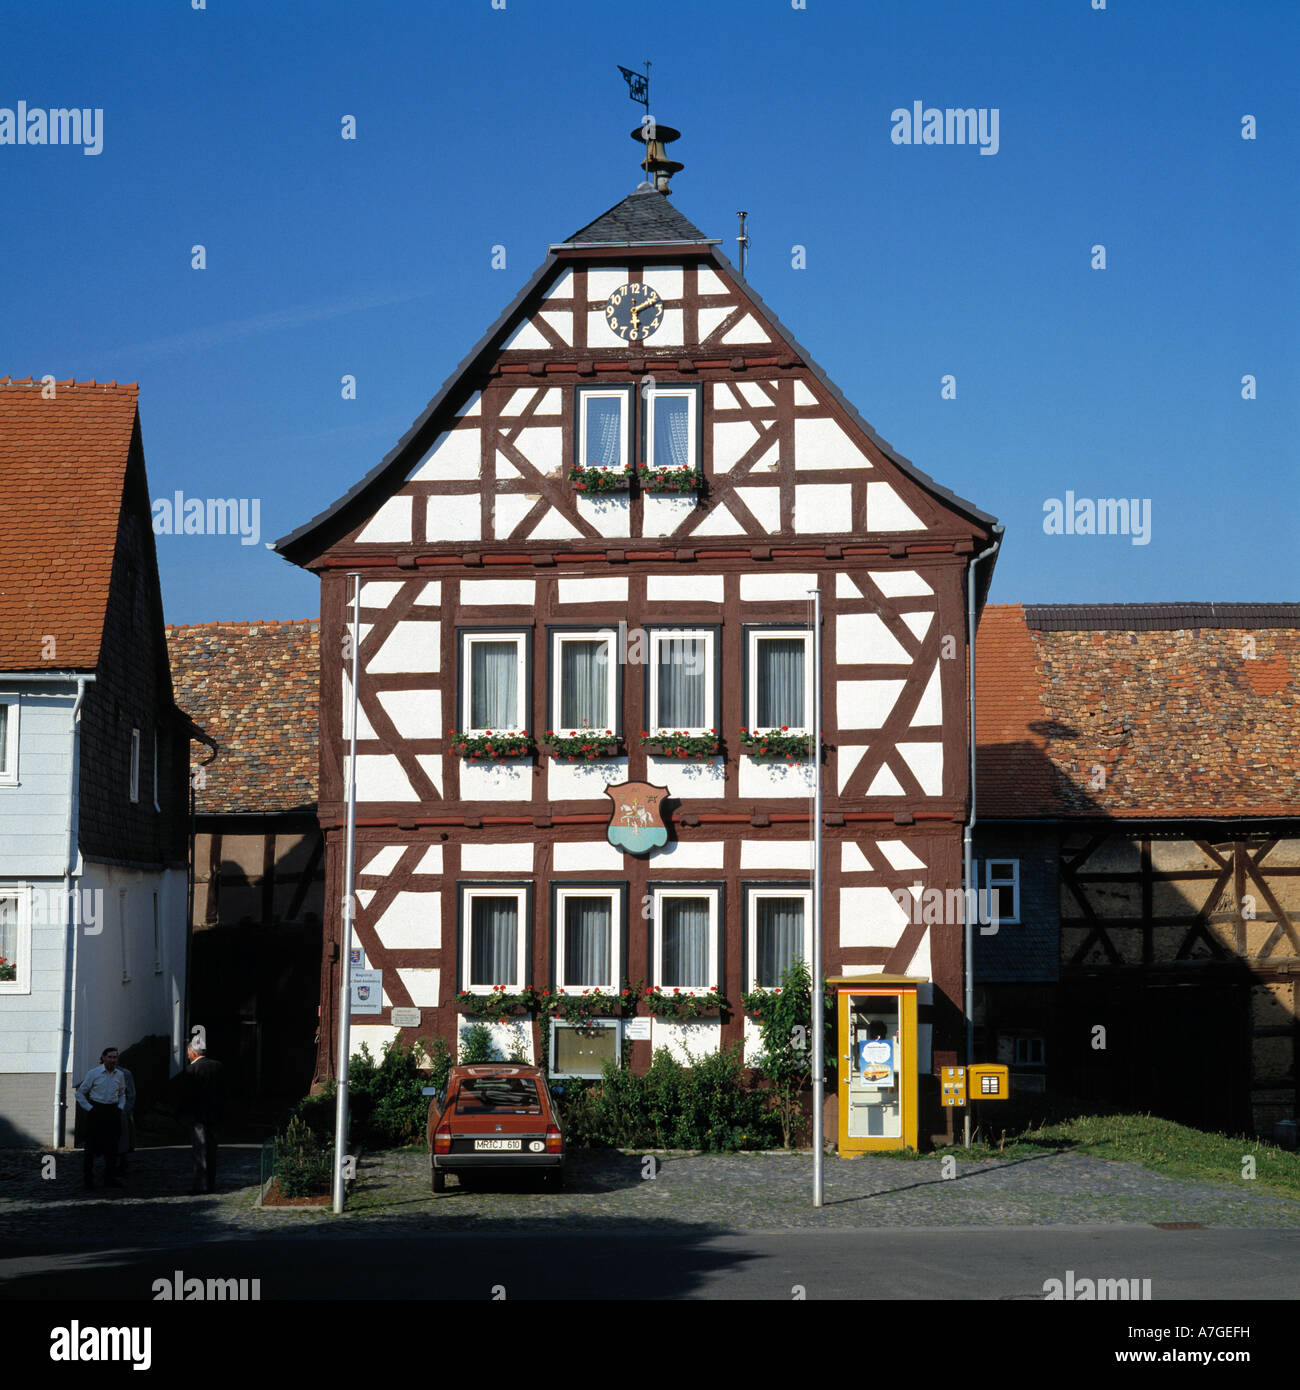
832, 976, 922, 1153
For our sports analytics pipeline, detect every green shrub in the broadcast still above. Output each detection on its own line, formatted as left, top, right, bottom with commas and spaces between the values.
274, 1115, 332, 1197
294, 1037, 443, 1150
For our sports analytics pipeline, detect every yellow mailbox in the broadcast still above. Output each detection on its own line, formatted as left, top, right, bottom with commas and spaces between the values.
968, 1064, 1010, 1100
833, 976, 922, 1152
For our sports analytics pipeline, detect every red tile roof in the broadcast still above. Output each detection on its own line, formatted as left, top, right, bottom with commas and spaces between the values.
977, 604, 1300, 820
0, 378, 139, 670
166, 619, 319, 815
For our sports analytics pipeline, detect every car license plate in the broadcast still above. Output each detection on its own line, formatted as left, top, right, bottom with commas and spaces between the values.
473, 1138, 521, 1152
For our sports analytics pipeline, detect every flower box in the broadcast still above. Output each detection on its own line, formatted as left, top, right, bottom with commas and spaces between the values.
636, 463, 704, 495
738, 728, 816, 762
568, 463, 633, 494
539, 988, 637, 1024
542, 730, 623, 762
455, 987, 535, 1018
642, 987, 728, 1021
640, 730, 721, 759
446, 730, 536, 762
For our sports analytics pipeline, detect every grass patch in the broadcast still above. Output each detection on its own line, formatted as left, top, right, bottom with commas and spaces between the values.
879, 1113, 1300, 1202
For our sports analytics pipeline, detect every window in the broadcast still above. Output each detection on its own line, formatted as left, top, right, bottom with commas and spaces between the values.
646, 627, 717, 733
0, 695, 19, 784
129, 728, 140, 803
0, 887, 31, 994
745, 885, 812, 990
746, 627, 813, 733
641, 384, 701, 471
550, 1019, 623, 1079
1013, 1036, 1045, 1067
575, 386, 634, 472
984, 859, 1020, 924
549, 629, 619, 736
118, 888, 130, 984
553, 885, 624, 994
455, 1076, 542, 1115
459, 630, 529, 734
458, 885, 530, 993
651, 885, 721, 991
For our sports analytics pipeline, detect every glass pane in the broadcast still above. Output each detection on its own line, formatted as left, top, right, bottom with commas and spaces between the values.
564, 897, 611, 987
652, 395, 691, 470
583, 396, 623, 468
656, 637, 705, 728
756, 897, 804, 988
470, 641, 518, 729
469, 896, 518, 986
661, 897, 709, 987
0, 896, 16, 976
0, 704, 7, 773
554, 1024, 618, 1076
455, 1078, 540, 1114
560, 639, 608, 730
757, 638, 805, 727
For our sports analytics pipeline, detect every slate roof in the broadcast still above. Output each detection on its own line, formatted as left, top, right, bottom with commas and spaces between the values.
977, 604, 1300, 820
558, 187, 712, 247
166, 619, 319, 815
0, 378, 139, 670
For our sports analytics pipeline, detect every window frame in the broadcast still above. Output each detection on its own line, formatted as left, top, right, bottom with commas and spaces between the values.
0, 693, 20, 785
456, 881, 533, 995
574, 384, 636, 474
649, 882, 724, 994
639, 382, 703, 473
1013, 1035, 1046, 1067
984, 859, 1021, 925
643, 625, 720, 736
742, 882, 813, 992
549, 1017, 623, 1081
546, 626, 622, 738
0, 884, 32, 995
129, 727, 140, 804
550, 882, 628, 996
743, 624, 815, 736
457, 628, 532, 736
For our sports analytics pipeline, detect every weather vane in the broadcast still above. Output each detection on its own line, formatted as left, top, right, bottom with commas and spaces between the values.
618, 61, 651, 114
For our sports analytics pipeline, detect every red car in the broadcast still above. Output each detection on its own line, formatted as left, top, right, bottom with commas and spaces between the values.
427, 1064, 564, 1193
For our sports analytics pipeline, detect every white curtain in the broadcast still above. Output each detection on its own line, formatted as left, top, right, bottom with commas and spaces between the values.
0, 895, 16, 970
560, 639, 607, 729
757, 638, 804, 727
470, 641, 518, 728
656, 637, 705, 728
653, 395, 691, 469
586, 397, 623, 468
756, 897, 804, 987
661, 897, 709, 987
470, 896, 517, 986
564, 897, 611, 986
0, 705, 7, 774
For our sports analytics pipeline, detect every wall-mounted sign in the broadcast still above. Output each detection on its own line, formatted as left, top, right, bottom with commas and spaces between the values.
604, 780, 669, 856
391, 1008, 422, 1028
624, 1017, 651, 1042
349, 946, 367, 969
351, 968, 383, 1015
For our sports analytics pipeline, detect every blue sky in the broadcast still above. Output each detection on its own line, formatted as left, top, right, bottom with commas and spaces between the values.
3, 0, 1296, 623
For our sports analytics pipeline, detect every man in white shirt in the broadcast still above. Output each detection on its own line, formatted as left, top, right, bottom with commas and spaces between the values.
76, 1047, 127, 1191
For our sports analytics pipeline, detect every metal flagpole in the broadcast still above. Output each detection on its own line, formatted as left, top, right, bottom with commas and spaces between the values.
333, 573, 362, 1214
811, 586, 824, 1207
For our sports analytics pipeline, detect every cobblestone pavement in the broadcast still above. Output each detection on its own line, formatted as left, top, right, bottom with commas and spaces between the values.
1, 1144, 1297, 1246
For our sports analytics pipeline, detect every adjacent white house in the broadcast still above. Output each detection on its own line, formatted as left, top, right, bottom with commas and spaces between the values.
0, 378, 206, 1146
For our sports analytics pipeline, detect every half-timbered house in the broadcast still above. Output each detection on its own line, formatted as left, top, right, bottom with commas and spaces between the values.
277, 167, 999, 1135
975, 603, 1300, 1140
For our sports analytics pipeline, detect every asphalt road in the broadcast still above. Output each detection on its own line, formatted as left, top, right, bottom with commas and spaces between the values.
2, 1225, 1297, 1300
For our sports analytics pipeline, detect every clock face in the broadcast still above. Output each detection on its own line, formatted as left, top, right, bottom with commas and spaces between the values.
604, 282, 664, 342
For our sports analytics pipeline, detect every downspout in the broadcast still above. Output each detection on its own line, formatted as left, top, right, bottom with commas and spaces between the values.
53, 674, 94, 1150
963, 527, 1002, 1136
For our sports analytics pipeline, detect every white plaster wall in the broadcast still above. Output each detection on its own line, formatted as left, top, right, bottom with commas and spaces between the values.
650, 1018, 722, 1065
461, 843, 533, 873
647, 756, 726, 798
373, 892, 441, 951
351, 755, 416, 801
459, 760, 535, 802
458, 1018, 534, 1064
839, 887, 910, 948
867, 570, 932, 597
740, 573, 817, 602
413, 581, 442, 606
650, 840, 724, 869
369, 622, 440, 674
712, 420, 758, 472
415, 846, 443, 875
351, 1024, 403, 1056
576, 494, 630, 536
407, 427, 481, 481
793, 416, 867, 470
395, 968, 440, 1008
376, 688, 441, 740
356, 495, 412, 544
911, 664, 943, 726
837, 680, 905, 728
794, 484, 852, 532
738, 757, 817, 798
740, 840, 813, 871
897, 743, 943, 795
546, 757, 628, 803
360, 846, 404, 877
647, 575, 724, 602
836, 613, 912, 664
642, 495, 696, 537
514, 426, 562, 474
877, 840, 927, 870
866, 482, 925, 531
557, 577, 628, 604
553, 841, 624, 873
735, 487, 780, 531
426, 493, 481, 542
460, 579, 535, 606
836, 744, 866, 792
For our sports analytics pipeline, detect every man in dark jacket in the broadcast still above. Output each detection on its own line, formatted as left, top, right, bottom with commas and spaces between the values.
180, 1041, 225, 1195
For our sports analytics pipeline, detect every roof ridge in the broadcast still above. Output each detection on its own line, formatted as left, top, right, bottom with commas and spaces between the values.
166, 617, 320, 631
0, 376, 139, 390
